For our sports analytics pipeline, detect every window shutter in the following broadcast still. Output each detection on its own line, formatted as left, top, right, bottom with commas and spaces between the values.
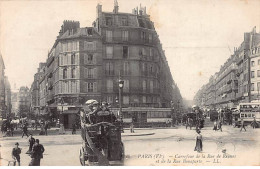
67, 67, 71, 78
84, 68, 88, 78
93, 54, 97, 64
76, 66, 80, 78
94, 68, 97, 78
94, 82, 97, 92
76, 80, 80, 93
59, 68, 63, 80
68, 53, 71, 65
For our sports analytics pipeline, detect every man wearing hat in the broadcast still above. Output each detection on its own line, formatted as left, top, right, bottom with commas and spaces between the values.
30, 139, 45, 166
12, 142, 21, 166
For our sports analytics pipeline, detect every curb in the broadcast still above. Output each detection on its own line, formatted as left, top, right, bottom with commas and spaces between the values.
122, 132, 155, 136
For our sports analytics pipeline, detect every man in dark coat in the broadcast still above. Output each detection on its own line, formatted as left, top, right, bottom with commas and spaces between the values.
240, 119, 246, 132
44, 122, 48, 136
72, 123, 76, 134
29, 139, 45, 166
26, 134, 35, 154
22, 124, 29, 138
12, 142, 21, 166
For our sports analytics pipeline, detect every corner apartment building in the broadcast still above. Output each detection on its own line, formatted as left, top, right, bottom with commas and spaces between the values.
33, 2, 183, 128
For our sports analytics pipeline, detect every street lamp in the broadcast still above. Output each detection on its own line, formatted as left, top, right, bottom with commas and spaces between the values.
118, 78, 124, 132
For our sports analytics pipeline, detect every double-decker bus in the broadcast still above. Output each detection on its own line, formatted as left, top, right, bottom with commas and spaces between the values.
238, 102, 260, 126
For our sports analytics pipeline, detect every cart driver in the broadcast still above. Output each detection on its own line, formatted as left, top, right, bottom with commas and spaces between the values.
85, 100, 100, 124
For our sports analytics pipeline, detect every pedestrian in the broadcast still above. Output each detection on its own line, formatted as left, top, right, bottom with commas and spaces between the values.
10, 123, 14, 136
26, 134, 35, 154
22, 124, 29, 138
59, 123, 65, 134
44, 122, 48, 136
218, 120, 222, 132
213, 120, 217, 131
72, 123, 76, 134
194, 130, 203, 153
130, 122, 135, 133
12, 142, 21, 166
240, 119, 246, 132
251, 117, 258, 129
29, 139, 45, 166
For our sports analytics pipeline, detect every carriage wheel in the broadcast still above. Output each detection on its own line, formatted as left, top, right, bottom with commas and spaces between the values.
79, 148, 86, 166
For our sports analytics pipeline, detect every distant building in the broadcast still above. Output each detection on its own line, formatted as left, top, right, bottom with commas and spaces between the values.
18, 86, 30, 118
4, 76, 11, 115
195, 27, 260, 108
0, 53, 6, 118
32, 1, 183, 128
11, 91, 19, 117
30, 63, 45, 118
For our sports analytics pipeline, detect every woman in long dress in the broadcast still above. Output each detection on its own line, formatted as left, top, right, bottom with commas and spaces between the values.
194, 130, 203, 152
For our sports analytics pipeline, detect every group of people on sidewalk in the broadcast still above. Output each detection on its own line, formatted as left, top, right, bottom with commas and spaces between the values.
213, 120, 223, 132
11, 134, 45, 166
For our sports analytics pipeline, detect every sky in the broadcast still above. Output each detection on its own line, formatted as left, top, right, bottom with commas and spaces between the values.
1, 0, 260, 100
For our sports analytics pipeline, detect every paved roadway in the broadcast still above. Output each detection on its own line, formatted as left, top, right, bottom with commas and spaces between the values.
0, 124, 259, 166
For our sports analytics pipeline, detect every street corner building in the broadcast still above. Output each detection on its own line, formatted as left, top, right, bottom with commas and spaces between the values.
31, 1, 183, 129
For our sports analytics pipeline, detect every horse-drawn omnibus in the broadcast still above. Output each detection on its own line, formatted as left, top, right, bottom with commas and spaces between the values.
79, 101, 125, 166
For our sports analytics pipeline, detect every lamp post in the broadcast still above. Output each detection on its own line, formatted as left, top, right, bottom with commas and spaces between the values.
59, 97, 64, 128
118, 75, 124, 133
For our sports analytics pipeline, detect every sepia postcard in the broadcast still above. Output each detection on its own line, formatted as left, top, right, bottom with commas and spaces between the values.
0, 0, 260, 166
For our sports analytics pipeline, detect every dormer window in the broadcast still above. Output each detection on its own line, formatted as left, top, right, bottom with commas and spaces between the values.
105, 17, 113, 26
87, 28, 93, 35
121, 17, 128, 26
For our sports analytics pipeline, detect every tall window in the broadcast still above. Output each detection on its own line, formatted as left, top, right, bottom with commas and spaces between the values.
63, 69, 67, 79
148, 34, 152, 43
123, 80, 129, 92
84, 54, 94, 64
141, 31, 146, 41
150, 48, 153, 57
143, 80, 146, 92
251, 71, 255, 78
251, 61, 255, 67
123, 62, 130, 75
150, 80, 153, 93
87, 83, 94, 92
107, 79, 113, 92
88, 68, 94, 78
122, 31, 128, 41
142, 48, 146, 56
258, 59, 260, 65
105, 17, 112, 26
142, 96, 146, 103
251, 83, 255, 91
71, 67, 76, 78
106, 30, 113, 42
106, 46, 113, 58
71, 53, 75, 64
106, 62, 114, 75
107, 96, 113, 104
258, 70, 260, 77
257, 82, 260, 91
123, 46, 128, 58
121, 17, 128, 26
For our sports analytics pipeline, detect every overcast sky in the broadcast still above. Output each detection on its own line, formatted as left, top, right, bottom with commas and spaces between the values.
1, 0, 260, 100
